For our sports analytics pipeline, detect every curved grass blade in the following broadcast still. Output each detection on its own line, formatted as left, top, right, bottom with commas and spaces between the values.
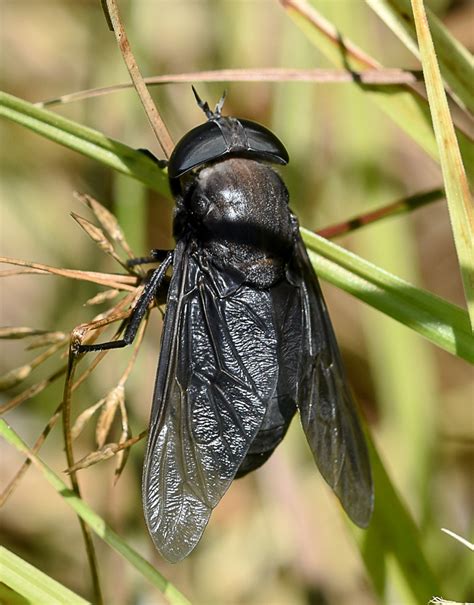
279, 0, 474, 182
0, 546, 90, 605
367, 0, 474, 114
361, 436, 441, 603
0, 420, 192, 605
0, 92, 169, 197
302, 229, 474, 363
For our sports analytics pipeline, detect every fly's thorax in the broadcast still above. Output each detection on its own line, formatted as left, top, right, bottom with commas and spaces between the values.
176, 158, 294, 287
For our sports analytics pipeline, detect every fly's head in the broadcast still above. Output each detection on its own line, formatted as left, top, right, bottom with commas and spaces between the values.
168, 88, 289, 196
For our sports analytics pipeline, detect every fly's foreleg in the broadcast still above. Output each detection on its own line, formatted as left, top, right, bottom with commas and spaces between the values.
127, 248, 171, 268
74, 250, 173, 354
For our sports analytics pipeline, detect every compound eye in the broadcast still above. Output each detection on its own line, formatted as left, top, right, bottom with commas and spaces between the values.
168, 122, 227, 180
238, 119, 289, 166
168, 117, 289, 195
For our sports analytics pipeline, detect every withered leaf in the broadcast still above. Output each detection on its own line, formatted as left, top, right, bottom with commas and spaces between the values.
85, 289, 120, 306
71, 212, 116, 257
67, 443, 120, 472
95, 384, 125, 448
71, 397, 106, 441
0, 364, 32, 390
26, 332, 67, 350
0, 327, 48, 339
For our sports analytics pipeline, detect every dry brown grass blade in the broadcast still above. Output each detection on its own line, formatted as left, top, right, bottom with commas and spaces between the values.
75, 192, 135, 260
0, 268, 49, 277
0, 365, 67, 415
71, 398, 106, 441
85, 289, 120, 306
69, 311, 147, 456
0, 402, 63, 507
95, 385, 124, 448
278, 0, 465, 129
66, 295, 145, 453
89, 313, 146, 450
0, 365, 33, 391
0, 256, 137, 291
118, 313, 148, 383
1, 206, 149, 598
1, 294, 137, 506
69, 290, 137, 355
36, 67, 424, 107
114, 397, 131, 483
68, 443, 123, 472
112, 316, 147, 480
71, 212, 128, 271
0, 327, 49, 339
103, 0, 174, 157
1, 361, 99, 506
114, 425, 132, 484
67, 430, 147, 473
72, 213, 117, 256
71, 307, 134, 350
316, 188, 444, 238
26, 332, 67, 349
280, 0, 378, 68
0, 340, 67, 390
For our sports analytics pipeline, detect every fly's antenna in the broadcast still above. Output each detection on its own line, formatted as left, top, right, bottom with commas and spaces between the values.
214, 90, 227, 117
192, 86, 226, 120
192, 86, 213, 120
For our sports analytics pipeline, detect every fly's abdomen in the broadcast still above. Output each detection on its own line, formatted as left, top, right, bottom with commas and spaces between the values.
236, 393, 296, 477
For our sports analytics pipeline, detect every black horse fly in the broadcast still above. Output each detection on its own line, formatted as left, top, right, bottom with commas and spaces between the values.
78, 89, 373, 562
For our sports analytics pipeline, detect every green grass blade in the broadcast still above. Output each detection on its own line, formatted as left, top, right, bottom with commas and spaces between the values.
0, 91, 169, 197
280, 1, 474, 182
0, 584, 30, 605
301, 229, 474, 362
360, 437, 441, 603
0, 420, 192, 605
409, 0, 474, 328
367, 0, 474, 114
0, 546, 91, 605
1, 89, 471, 351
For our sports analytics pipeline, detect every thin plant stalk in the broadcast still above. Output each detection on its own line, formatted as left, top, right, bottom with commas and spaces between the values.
103, 0, 174, 157
0, 298, 134, 506
62, 353, 104, 605
36, 68, 425, 108
316, 188, 444, 239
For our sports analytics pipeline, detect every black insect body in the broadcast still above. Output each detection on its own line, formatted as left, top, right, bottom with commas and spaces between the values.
79, 91, 373, 563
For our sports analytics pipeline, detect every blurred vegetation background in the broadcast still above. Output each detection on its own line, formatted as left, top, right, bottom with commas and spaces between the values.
1, 1, 473, 604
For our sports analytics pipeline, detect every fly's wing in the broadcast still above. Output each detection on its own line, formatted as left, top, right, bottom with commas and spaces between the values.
142, 241, 279, 562
293, 235, 374, 527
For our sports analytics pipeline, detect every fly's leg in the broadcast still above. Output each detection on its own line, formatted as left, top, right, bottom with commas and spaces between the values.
127, 249, 172, 267
74, 251, 173, 354
136, 148, 168, 170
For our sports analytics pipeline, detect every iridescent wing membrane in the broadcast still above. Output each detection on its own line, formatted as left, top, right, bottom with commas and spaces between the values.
293, 235, 374, 527
142, 241, 279, 562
